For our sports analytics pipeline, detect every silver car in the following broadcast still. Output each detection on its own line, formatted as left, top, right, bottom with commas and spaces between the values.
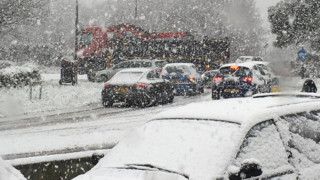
95, 59, 167, 82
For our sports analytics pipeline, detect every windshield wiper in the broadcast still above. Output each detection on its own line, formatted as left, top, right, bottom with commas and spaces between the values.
119, 163, 189, 179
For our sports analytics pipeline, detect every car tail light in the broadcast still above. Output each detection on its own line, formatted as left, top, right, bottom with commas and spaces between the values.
104, 83, 110, 88
155, 68, 162, 72
189, 75, 194, 82
241, 77, 253, 82
230, 65, 239, 69
214, 76, 223, 82
135, 82, 147, 88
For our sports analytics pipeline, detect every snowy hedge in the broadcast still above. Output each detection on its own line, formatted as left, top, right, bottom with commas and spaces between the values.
0, 64, 41, 88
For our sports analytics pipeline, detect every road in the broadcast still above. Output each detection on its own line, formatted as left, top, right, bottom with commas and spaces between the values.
0, 74, 313, 160
0, 84, 211, 160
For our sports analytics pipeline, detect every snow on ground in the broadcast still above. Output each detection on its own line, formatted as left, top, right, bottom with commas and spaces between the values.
0, 71, 318, 165
0, 157, 26, 180
0, 73, 103, 118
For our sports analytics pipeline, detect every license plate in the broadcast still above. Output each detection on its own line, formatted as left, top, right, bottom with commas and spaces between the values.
224, 88, 239, 93
114, 86, 129, 92
172, 79, 181, 83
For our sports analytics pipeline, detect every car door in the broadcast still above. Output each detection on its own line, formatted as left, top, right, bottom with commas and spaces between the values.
275, 111, 320, 178
228, 120, 297, 179
252, 65, 266, 86
147, 70, 168, 98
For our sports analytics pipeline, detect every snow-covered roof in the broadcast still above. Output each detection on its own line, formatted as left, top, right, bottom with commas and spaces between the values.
108, 68, 151, 85
154, 93, 320, 129
220, 61, 265, 69
115, 68, 151, 73
163, 63, 195, 67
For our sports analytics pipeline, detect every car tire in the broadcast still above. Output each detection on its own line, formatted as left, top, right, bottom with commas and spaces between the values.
102, 100, 113, 107
124, 99, 133, 107
87, 73, 95, 82
59, 80, 62, 85
212, 90, 220, 100
101, 75, 108, 82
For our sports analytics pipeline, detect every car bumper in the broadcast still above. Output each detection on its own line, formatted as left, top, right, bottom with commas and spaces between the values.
213, 84, 253, 98
172, 83, 196, 92
102, 89, 150, 103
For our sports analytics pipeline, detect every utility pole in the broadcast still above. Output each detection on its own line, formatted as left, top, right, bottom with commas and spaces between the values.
74, 0, 79, 60
135, 0, 138, 20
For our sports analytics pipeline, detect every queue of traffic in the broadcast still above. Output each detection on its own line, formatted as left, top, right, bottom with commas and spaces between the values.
95, 55, 285, 108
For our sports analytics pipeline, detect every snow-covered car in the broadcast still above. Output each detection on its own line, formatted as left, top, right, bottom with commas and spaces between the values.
201, 69, 219, 88
101, 68, 174, 107
0, 60, 41, 88
212, 62, 273, 99
0, 158, 26, 180
235, 56, 264, 63
74, 93, 320, 180
94, 59, 167, 82
161, 63, 204, 95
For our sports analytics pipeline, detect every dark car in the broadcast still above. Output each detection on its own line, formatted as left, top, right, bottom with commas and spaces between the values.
161, 63, 204, 95
102, 68, 174, 107
212, 62, 272, 99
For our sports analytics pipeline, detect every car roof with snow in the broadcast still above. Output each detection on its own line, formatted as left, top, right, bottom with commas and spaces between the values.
163, 63, 195, 67
75, 93, 320, 180
220, 61, 266, 70
154, 92, 320, 128
123, 59, 165, 62
116, 68, 151, 73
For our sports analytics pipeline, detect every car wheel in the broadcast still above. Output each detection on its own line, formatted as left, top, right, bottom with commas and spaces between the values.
212, 90, 220, 100
101, 75, 108, 82
199, 85, 204, 93
124, 99, 133, 107
168, 94, 174, 103
59, 80, 62, 85
102, 100, 113, 107
87, 73, 95, 82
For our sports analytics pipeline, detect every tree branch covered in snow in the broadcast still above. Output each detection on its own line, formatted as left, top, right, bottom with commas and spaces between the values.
268, 0, 320, 51
0, 0, 49, 35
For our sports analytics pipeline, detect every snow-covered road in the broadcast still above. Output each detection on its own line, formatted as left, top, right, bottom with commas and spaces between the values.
0, 74, 211, 160
0, 73, 316, 162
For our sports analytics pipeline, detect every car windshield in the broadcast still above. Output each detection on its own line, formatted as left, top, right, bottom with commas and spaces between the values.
163, 65, 193, 75
109, 71, 143, 85
155, 61, 167, 68
130, 61, 152, 68
96, 119, 241, 178
219, 66, 251, 77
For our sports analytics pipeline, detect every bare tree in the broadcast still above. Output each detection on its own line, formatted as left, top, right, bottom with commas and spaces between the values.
0, 0, 49, 37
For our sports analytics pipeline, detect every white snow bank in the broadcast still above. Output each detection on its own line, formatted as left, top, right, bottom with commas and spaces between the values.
7, 149, 110, 166
0, 74, 102, 117
0, 158, 26, 180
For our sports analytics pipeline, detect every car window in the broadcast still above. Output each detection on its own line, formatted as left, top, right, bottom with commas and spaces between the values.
257, 66, 266, 75
141, 61, 152, 68
113, 64, 120, 69
155, 61, 167, 68
219, 66, 251, 77
234, 120, 290, 174
276, 111, 320, 169
118, 62, 129, 68
147, 70, 160, 79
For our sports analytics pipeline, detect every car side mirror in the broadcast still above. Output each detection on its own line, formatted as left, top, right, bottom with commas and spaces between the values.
228, 160, 262, 180
92, 152, 105, 165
